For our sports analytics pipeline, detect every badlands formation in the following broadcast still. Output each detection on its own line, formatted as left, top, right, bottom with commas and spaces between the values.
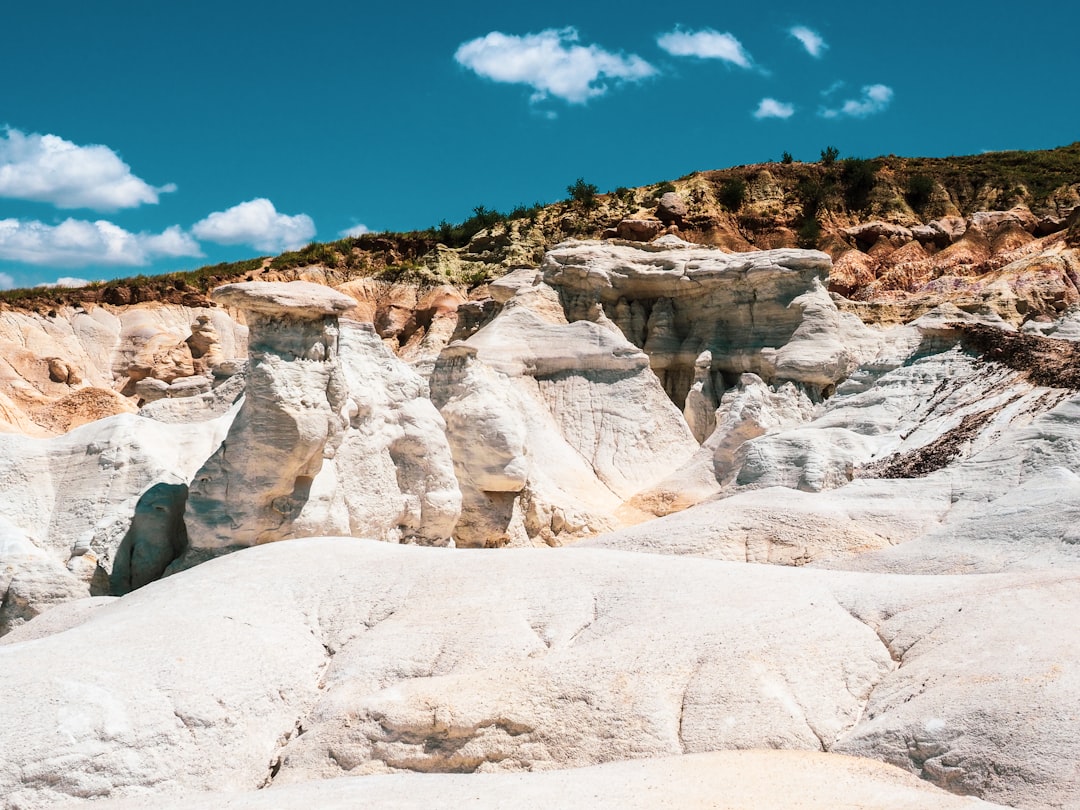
2, 192, 1080, 809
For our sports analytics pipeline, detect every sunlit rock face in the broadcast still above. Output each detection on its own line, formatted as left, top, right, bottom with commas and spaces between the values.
181, 281, 461, 561
543, 237, 881, 407
182, 282, 356, 555
430, 280, 697, 547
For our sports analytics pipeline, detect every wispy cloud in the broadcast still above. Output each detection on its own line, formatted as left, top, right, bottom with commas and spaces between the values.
339, 223, 371, 238
754, 98, 795, 119
0, 218, 201, 267
820, 84, 894, 118
0, 128, 176, 211
0, 272, 13, 290
455, 28, 656, 104
656, 28, 753, 68
789, 26, 827, 58
192, 199, 316, 253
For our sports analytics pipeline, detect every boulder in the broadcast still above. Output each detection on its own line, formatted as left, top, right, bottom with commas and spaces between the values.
615, 218, 665, 241
655, 191, 688, 225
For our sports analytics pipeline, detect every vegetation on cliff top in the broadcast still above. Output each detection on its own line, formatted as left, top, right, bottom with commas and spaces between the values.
2, 142, 1078, 311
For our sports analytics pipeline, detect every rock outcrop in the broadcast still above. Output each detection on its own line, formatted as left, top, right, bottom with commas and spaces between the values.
545, 238, 881, 406
180, 282, 461, 561
5, 210, 1080, 810
431, 278, 697, 546
181, 282, 356, 556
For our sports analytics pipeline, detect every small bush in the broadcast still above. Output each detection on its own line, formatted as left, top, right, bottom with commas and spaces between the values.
718, 177, 747, 212
905, 175, 935, 211
653, 181, 677, 199
841, 158, 878, 211
567, 178, 599, 209
820, 146, 840, 166
781, 151, 794, 165
797, 176, 829, 218
797, 217, 822, 248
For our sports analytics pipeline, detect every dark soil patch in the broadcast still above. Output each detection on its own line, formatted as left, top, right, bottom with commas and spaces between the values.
952, 323, 1080, 389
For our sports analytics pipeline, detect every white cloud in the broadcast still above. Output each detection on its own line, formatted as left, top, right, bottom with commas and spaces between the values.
0, 218, 202, 268
191, 198, 316, 253
0, 127, 176, 211
754, 98, 795, 119
789, 26, 827, 58
820, 84, 894, 118
0, 272, 13, 290
454, 27, 656, 104
656, 28, 753, 68
339, 223, 371, 238
35, 276, 91, 289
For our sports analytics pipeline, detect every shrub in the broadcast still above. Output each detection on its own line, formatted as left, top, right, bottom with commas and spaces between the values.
797, 217, 822, 248
841, 158, 878, 211
905, 175, 935, 211
653, 181, 677, 199
820, 146, 840, 166
719, 177, 747, 211
567, 178, 599, 209
781, 151, 794, 165
797, 175, 829, 218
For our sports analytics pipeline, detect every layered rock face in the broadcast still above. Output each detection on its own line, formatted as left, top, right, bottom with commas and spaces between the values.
182, 281, 461, 559
0, 303, 246, 435
182, 282, 357, 555
430, 279, 697, 546
544, 237, 881, 407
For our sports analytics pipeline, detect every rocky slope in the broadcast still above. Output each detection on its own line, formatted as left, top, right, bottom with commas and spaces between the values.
2, 147, 1080, 809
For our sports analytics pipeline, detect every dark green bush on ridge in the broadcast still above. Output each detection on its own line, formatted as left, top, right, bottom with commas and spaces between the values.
841, 158, 879, 211
567, 178, 599, 209
719, 178, 747, 212
906, 175, 935, 211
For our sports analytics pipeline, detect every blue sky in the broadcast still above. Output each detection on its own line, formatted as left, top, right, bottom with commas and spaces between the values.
2, 0, 1078, 288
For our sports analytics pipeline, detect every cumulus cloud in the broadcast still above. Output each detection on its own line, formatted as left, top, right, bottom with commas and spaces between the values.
191, 198, 316, 253
454, 27, 656, 104
754, 98, 795, 119
656, 28, 753, 68
820, 84, 894, 118
0, 127, 176, 211
35, 276, 91, 289
789, 26, 827, 58
0, 218, 202, 267
0, 272, 14, 290
339, 223, 371, 238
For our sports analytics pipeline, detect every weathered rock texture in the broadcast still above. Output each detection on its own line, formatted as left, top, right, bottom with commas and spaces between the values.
0, 538, 1072, 809
0, 303, 246, 435
0, 412, 233, 632
430, 278, 697, 546
182, 282, 461, 560
544, 238, 881, 407
182, 282, 356, 555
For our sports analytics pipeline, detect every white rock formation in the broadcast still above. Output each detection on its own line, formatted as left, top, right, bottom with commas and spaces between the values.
182, 282, 356, 556
291, 320, 461, 546
0, 411, 233, 631
544, 238, 881, 405
430, 280, 697, 546
182, 282, 461, 557
0, 538, 1073, 808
